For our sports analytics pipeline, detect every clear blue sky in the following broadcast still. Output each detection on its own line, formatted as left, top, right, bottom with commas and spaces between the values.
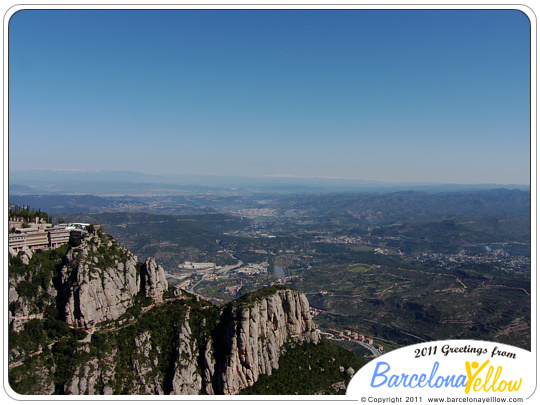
8, 9, 531, 184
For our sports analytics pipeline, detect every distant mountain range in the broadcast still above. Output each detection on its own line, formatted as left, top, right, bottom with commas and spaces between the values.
8, 169, 530, 196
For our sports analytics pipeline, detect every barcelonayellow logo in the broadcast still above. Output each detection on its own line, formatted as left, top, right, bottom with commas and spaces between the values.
370, 359, 521, 393
464, 359, 521, 393
347, 340, 532, 398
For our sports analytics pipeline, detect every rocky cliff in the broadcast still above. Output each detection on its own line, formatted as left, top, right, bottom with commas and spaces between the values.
50, 286, 321, 395
9, 231, 169, 332
8, 246, 55, 334
8, 233, 341, 395
62, 235, 141, 329
213, 288, 320, 394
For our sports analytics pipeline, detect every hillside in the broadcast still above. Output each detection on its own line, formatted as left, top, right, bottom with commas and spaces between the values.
8, 231, 365, 395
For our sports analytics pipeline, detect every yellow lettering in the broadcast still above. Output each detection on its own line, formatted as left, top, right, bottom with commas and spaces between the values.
482, 366, 494, 392
508, 379, 522, 392
492, 366, 503, 391
465, 360, 490, 394
464, 360, 522, 394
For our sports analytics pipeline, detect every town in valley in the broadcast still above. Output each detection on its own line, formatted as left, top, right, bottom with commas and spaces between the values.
9, 187, 531, 356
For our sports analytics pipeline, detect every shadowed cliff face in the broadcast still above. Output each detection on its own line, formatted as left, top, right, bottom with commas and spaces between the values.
8, 234, 321, 395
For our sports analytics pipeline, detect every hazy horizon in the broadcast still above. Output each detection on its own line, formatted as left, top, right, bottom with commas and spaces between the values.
9, 167, 531, 186
8, 8, 531, 185
9, 168, 530, 198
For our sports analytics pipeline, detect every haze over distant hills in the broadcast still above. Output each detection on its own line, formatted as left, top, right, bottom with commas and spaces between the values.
9, 169, 530, 196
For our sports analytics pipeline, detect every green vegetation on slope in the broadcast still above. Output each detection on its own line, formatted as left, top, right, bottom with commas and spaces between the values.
240, 338, 366, 395
232, 285, 293, 307
9, 244, 70, 319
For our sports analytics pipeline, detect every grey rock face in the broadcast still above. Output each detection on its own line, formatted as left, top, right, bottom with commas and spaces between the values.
132, 332, 164, 394
61, 235, 169, 329
216, 288, 320, 395
141, 257, 169, 303
102, 288, 318, 395
201, 340, 216, 395
62, 235, 142, 328
65, 357, 100, 395
65, 349, 117, 395
346, 366, 356, 377
170, 315, 203, 395
9, 231, 322, 396
8, 250, 54, 333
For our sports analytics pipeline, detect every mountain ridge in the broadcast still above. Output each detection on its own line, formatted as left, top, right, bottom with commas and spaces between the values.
8, 230, 362, 395
9, 169, 530, 196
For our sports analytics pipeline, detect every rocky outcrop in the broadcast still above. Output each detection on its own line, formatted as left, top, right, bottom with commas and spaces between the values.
65, 286, 318, 395
131, 332, 164, 394
201, 340, 216, 395
141, 258, 169, 303
65, 357, 101, 395
60, 234, 169, 329
8, 249, 55, 333
8, 231, 170, 331
170, 314, 203, 394
9, 232, 324, 395
213, 287, 320, 394
56, 286, 320, 395
62, 235, 142, 328
8, 282, 44, 333
65, 349, 117, 395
